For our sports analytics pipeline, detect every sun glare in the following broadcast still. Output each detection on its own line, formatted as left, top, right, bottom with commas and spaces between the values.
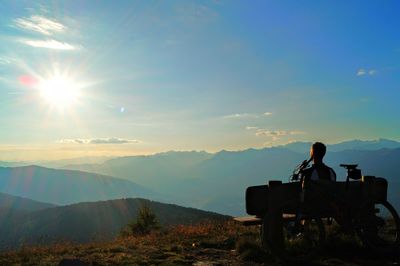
39, 76, 80, 109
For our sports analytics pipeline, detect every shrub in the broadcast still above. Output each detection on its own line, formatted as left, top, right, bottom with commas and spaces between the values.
121, 203, 161, 236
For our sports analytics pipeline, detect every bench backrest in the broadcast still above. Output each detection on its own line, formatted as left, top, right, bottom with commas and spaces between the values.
245, 176, 388, 216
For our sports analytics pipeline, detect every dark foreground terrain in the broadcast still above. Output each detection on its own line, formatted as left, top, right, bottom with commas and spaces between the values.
0, 220, 398, 266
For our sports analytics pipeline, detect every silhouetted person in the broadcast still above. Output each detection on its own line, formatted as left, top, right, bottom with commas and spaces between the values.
299, 142, 336, 208
296, 142, 337, 234
302, 142, 336, 182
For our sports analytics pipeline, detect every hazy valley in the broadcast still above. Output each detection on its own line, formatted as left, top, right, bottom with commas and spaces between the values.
60, 139, 400, 215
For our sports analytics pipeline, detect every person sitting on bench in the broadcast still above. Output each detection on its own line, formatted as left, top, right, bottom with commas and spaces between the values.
302, 142, 336, 182
299, 142, 337, 213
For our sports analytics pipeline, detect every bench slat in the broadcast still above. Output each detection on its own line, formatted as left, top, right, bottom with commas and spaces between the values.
234, 216, 262, 226
234, 214, 299, 225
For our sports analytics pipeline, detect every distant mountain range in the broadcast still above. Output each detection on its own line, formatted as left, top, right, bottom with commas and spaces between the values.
60, 139, 400, 215
0, 166, 161, 205
281, 138, 400, 153
64, 151, 213, 191
0, 139, 399, 216
0, 196, 228, 250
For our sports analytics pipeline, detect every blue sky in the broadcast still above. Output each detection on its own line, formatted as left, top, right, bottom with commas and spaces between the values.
0, 0, 399, 160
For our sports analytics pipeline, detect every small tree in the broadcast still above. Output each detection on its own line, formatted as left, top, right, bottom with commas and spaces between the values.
121, 202, 160, 236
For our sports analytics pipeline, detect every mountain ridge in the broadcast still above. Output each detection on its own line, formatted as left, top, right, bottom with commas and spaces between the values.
0, 197, 229, 250
62, 145, 400, 215
0, 165, 162, 206
0, 192, 55, 212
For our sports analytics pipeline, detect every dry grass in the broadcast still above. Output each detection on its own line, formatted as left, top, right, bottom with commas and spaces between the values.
0, 220, 263, 266
1, 220, 398, 265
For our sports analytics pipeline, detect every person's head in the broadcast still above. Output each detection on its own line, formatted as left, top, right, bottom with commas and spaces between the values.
310, 142, 326, 163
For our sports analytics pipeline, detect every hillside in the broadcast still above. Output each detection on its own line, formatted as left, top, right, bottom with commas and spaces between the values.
0, 192, 55, 212
0, 166, 160, 205
0, 198, 229, 250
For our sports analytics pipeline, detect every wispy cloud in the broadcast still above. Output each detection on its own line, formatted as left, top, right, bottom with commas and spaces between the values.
255, 130, 289, 139
357, 68, 376, 76
223, 111, 273, 119
357, 69, 366, 76
223, 113, 258, 119
58, 138, 141, 145
288, 130, 306, 135
13, 13, 81, 51
246, 127, 305, 141
245, 126, 259, 130
90, 138, 140, 144
14, 15, 66, 35
20, 39, 78, 50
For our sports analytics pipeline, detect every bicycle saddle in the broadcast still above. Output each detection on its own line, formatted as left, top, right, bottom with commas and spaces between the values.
340, 164, 358, 170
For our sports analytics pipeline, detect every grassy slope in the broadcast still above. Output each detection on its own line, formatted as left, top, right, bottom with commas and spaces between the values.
0, 220, 399, 266
1, 198, 229, 250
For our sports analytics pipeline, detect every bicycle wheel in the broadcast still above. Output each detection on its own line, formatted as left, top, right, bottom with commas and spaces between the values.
262, 200, 325, 262
357, 200, 400, 254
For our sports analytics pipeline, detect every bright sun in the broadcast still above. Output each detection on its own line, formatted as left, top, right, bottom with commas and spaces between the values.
39, 76, 80, 109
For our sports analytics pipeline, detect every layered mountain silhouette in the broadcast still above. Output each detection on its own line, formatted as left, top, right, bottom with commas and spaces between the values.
281, 138, 400, 153
0, 192, 55, 212
63, 151, 212, 190
1, 139, 398, 216
0, 166, 160, 205
0, 197, 228, 250
0, 139, 399, 254
62, 139, 400, 215
0, 156, 112, 168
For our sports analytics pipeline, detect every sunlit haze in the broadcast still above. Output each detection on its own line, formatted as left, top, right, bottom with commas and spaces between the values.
39, 75, 80, 110
0, 1, 399, 161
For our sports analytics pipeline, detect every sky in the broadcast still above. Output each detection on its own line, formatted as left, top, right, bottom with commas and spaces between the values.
0, 0, 399, 160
